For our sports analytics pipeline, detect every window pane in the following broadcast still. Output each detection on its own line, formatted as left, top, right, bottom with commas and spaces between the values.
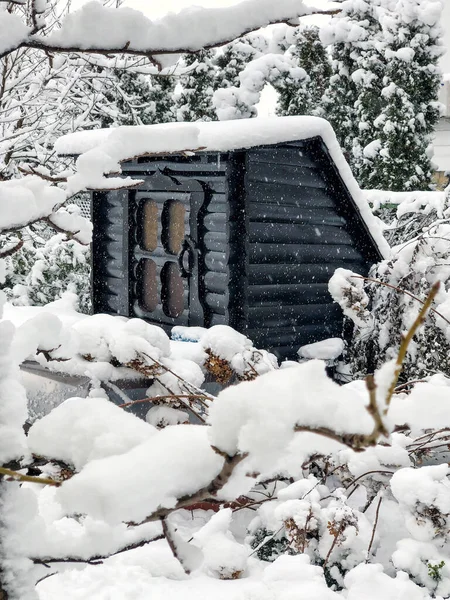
140, 200, 158, 252
139, 259, 158, 312
161, 261, 184, 318
162, 200, 186, 255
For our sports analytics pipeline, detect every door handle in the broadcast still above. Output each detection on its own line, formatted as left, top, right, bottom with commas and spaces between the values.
178, 236, 196, 277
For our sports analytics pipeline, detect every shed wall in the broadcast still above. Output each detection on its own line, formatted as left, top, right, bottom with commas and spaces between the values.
92, 141, 382, 360
243, 141, 376, 358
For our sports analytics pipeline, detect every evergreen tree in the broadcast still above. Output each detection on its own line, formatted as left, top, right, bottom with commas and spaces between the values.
360, 0, 444, 190
275, 26, 331, 117
144, 75, 177, 124
321, 0, 380, 165
176, 50, 218, 122
323, 0, 443, 190
212, 33, 271, 120
101, 69, 176, 127
214, 34, 265, 90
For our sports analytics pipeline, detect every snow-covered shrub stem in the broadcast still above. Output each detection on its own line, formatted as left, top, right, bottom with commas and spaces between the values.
0, 467, 59, 488
294, 372, 388, 451
382, 280, 440, 408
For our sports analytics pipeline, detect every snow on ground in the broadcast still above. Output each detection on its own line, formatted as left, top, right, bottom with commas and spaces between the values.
3, 297, 450, 599
35, 551, 338, 600
34, 539, 436, 600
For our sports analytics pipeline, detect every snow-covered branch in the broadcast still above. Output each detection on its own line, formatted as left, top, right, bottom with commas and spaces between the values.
0, 0, 337, 61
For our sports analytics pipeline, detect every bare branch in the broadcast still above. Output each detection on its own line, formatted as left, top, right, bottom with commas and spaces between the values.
0, 466, 60, 487
31, 534, 165, 567
133, 450, 248, 526
352, 276, 450, 328
30, 0, 46, 34
0, 238, 23, 258
18, 165, 67, 182
119, 393, 211, 409
161, 518, 191, 575
384, 281, 440, 409
366, 495, 383, 562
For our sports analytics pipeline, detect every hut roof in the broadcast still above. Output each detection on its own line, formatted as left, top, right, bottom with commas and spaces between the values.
56, 116, 390, 257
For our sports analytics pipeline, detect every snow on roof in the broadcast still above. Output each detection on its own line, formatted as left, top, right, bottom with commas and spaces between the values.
56, 116, 390, 258
57, 116, 336, 155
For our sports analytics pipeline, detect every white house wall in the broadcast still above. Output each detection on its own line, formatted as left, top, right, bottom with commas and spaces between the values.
433, 1, 450, 173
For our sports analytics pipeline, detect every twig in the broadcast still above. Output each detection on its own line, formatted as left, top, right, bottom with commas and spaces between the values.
352, 276, 450, 328
407, 428, 450, 446
366, 495, 383, 562
31, 534, 164, 566
36, 347, 70, 362
294, 425, 374, 452
323, 520, 346, 569
0, 466, 60, 487
18, 165, 67, 182
365, 373, 389, 442
394, 379, 426, 392
35, 572, 58, 586
0, 238, 23, 258
344, 470, 394, 491
384, 281, 440, 409
119, 393, 211, 409
161, 518, 190, 575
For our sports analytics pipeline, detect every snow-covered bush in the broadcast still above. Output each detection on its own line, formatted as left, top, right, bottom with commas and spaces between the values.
331, 186, 450, 381
2, 230, 91, 314
3, 285, 450, 598
368, 188, 449, 246
329, 226, 450, 381
16, 342, 450, 598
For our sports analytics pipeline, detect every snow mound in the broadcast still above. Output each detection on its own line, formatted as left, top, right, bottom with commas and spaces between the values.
28, 396, 156, 470
298, 338, 344, 361
58, 425, 224, 524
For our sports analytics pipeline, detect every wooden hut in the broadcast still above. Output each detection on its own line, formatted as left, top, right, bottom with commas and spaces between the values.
58, 117, 387, 359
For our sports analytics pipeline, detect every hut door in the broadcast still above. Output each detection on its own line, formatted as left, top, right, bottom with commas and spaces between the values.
132, 170, 205, 328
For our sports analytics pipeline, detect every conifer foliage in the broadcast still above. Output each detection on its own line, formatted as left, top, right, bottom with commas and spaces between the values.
365, 0, 444, 190
322, 0, 444, 190
176, 51, 218, 122
275, 26, 331, 117
101, 69, 176, 127
332, 185, 450, 382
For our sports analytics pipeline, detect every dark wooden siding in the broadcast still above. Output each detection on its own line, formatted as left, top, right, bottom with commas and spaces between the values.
243, 140, 375, 358
92, 140, 383, 361
92, 189, 130, 317
93, 155, 234, 329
